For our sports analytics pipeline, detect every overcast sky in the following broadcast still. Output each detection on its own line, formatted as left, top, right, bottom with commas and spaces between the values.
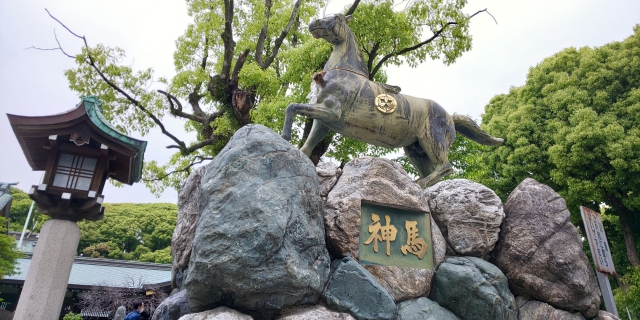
1, 0, 639, 204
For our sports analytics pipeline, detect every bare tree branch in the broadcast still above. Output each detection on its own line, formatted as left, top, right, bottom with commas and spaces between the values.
231, 49, 251, 86
78, 278, 168, 318
369, 9, 493, 78
220, 0, 236, 79
470, 8, 497, 24
167, 138, 218, 154
158, 90, 210, 123
44, 10, 191, 153
143, 155, 213, 182
255, 0, 273, 68
366, 41, 380, 74
259, 0, 303, 70
26, 29, 76, 58
45, 8, 83, 39
187, 35, 211, 117
345, 0, 361, 16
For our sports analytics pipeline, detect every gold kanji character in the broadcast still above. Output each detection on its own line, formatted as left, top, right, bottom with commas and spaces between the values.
364, 213, 397, 256
401, 220, 427, 259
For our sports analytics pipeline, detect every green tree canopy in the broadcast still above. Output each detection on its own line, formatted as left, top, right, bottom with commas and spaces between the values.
0, 216, 22, 280
7, 187, 48, 233
470, 25, 640, 268
52, 0, 492, 194
77, 203, 177, 263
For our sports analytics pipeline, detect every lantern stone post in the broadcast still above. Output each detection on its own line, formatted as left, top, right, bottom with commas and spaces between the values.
7, 96, 147, 320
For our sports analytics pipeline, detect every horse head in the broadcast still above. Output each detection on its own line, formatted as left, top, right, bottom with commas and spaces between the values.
309, 14, 353, 45
309, 14, 368, 76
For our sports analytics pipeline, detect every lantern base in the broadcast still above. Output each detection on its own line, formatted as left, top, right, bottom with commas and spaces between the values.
13, 219, 81, 320
28, 185, 105, 221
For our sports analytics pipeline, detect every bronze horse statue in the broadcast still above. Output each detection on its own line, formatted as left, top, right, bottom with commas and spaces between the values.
282, 14, 503, 188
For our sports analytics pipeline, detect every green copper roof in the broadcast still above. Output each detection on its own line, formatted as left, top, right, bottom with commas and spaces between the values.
0, 194, 11, 213
82, 96, 147, 183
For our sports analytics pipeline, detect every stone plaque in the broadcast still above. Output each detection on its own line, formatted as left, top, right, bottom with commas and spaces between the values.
359, 201, 434, 269
580, 206, 616, 275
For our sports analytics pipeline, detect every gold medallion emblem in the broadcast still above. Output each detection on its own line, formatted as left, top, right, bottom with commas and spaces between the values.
375, 94, 397, 114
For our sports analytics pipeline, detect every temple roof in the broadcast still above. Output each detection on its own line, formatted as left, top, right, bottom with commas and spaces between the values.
3, 254, 171, 289
7, 96, 147, 185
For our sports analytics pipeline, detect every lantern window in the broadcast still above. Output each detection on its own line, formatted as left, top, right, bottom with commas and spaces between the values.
52, 153, 98, 191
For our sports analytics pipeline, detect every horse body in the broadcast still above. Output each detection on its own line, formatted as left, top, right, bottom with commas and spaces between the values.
315, 70, 451, 149
282, 14, 502, 188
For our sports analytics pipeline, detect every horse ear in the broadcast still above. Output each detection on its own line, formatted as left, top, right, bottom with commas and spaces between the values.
345, 15, 353, 22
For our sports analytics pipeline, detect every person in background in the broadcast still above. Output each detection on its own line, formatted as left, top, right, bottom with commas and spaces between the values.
124, 300, 144, 320
113, 306, 127, 320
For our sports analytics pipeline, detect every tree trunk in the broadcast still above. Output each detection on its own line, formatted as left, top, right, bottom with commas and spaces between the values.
618, 208, 640, 267
610, 196, 640, 267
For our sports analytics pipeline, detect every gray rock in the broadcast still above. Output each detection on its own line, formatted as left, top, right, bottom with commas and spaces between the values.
152, 290, 190, 320
397, 297, 459, 320
324, 257, 397, 320
0, 309, 13, 320
178, 307, 251, 320
425, 179, 504, 258
276, 304, 356, 320
184, 125, 330, 319
171, 166, 205, 289
518, 300, 586, 320
174, 269, 184, 291
316, 161, 342, 197
593, 311, 620, 320
324, 157, 446, 300
491, 178, 601, 318
430, 256, 517, 320
515, 296, 530, 309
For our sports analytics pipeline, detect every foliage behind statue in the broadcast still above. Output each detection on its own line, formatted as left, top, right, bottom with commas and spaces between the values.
466, 25, 640, 294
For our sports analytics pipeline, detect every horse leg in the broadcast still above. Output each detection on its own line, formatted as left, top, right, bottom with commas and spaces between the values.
403, 141, 435, 179
414, 128, 455, 188
282, 100, 339, 141
300, 120, 330, 157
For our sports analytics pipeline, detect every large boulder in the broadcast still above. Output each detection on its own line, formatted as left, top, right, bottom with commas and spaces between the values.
183, 125, 330, 319
491, 178, 601, 317
362, 263, 437, 303
152, 290, 190, 320
324, 257, 397, 320
425, 179, 504, 258
517, 299, 586, 320
0, 309, 13, 320
178, 307, 251, 320
316, 161, 342, 197
324, 157, 446, 300
397, 297, 459, 320
171, 166, 205, 289
276, 305, 355, 320
429, 256, 517, 320
594, 311, 620, 320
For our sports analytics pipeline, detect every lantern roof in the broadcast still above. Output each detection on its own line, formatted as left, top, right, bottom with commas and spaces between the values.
7, 96, 147, 185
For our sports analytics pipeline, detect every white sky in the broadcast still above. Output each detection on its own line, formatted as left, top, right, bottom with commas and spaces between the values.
1, 0, 639, 203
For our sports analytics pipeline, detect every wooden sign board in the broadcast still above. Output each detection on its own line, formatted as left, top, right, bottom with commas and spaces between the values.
359, 201, 434, 270
580, 206, 616, 275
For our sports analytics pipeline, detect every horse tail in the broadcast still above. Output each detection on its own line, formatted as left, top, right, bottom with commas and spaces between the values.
452, 114, 504, 146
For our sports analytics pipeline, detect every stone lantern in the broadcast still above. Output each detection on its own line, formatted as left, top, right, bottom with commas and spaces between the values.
6, 96, 147, 320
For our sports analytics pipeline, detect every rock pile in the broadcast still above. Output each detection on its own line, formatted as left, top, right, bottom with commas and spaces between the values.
153, 125, 611, 320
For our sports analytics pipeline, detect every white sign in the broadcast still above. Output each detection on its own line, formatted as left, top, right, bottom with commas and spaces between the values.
580, 206, 615, 275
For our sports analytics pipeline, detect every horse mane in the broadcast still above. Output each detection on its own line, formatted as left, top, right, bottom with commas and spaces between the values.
325, 14, 370, 77
342, 20, 370, 76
